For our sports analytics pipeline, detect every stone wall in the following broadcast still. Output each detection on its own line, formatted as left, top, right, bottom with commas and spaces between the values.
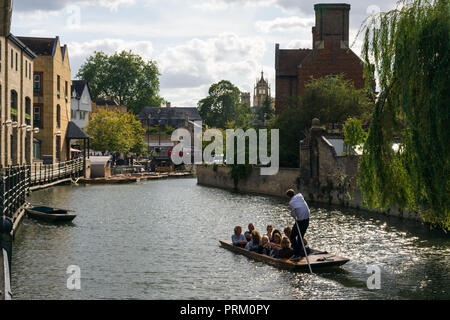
197, 165, 300, 198
197, 124, 421, 222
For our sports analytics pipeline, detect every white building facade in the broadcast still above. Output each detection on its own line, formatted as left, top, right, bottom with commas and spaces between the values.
71, 80, 92, 131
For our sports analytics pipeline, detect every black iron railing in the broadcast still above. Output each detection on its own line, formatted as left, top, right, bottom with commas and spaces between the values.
0, 159, 84, 217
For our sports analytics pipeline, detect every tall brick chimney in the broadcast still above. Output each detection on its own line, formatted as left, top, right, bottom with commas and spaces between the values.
0, 0, 12, 36
313, 3, 350, 49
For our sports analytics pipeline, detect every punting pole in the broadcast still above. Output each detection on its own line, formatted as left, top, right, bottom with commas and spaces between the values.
295, 220, 313, 274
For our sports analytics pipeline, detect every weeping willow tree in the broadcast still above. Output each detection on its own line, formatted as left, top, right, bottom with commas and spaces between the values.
359, 0, 449, 228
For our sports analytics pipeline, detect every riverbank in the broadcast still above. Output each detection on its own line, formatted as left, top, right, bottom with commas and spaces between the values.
77, 171, 194, 184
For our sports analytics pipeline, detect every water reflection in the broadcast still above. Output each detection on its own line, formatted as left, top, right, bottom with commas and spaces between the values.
11, 179, 450, 300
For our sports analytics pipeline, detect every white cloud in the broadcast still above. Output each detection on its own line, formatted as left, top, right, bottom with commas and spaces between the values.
285, 39, 311, 49
157, 33, 266, 90
69, 38, 154, 59
255, 17, 314, 33
194, 0, 275, 10
14, 0, 135, 12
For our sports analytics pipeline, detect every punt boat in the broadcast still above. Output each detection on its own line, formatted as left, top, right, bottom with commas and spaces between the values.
25, 206, 76, 223
219, 240, 349, 271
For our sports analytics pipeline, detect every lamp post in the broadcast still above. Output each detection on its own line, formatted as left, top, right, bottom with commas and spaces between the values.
147, 115, 151, 158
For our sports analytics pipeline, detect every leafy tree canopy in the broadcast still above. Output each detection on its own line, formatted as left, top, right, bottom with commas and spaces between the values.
77, 51, 164, 115
272, 74, 373, 167
256, 95, 275, 125
86, 109, 145, 154
198, 80, 252, 129
344, 117, 367, 150
359, 0, 449, 228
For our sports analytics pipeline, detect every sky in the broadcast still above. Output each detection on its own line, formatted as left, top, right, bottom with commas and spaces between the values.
10, 0, 398, 108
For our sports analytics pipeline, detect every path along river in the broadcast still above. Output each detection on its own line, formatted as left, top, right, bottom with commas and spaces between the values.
11, 178, 450, 299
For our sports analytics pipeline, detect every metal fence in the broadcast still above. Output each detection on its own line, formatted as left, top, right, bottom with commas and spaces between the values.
29, 159, 84, 187
0, 159, 84, 217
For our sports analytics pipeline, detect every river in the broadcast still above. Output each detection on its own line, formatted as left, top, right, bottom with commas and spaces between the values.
11, 178, 450, 299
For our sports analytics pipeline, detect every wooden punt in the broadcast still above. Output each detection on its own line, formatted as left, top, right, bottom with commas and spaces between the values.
219, 240, 349, 271
25, 206, 76, 223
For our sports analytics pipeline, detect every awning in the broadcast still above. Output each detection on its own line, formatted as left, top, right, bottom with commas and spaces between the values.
70, 148, 82, 153
66, 121, 90, 139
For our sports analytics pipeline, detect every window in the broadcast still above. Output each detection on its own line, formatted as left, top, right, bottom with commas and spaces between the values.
25, 97, 31, 125
25, 59, 27, 77
33, 104, 42, 128
56, 105, 61, 128
71, 109, 75, 119
11, 49, 13, 68
29, 62, 32, 79
80, 111, 86, 120
34, 73, 43, 95
33, 138, 41, 160
56, 136, 61, 162
15, 52, 18, 71
10, 90, 18, 122
57, 75, 61, 98
65, 81, 68, 100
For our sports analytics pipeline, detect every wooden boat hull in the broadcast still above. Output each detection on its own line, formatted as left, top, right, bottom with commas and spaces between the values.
220, 240, 349, 271
25, 207, 76, 223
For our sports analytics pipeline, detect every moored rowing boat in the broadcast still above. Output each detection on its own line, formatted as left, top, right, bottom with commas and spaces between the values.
219, 240, 349, 271
25, 206, 76, 223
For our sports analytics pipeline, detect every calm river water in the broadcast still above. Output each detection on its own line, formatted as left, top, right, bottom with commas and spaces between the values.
11, 178, 450, 299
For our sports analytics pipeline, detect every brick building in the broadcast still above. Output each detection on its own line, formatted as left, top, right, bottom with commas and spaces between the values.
0, 0, 36, 167
17, 36, 72, 163
275, 3, 368, 114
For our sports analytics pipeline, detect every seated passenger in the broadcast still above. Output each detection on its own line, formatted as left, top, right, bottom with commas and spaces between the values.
271, 229, 282, 243
276, 237, 294, 259
245, 230, 263, 253
264, 225, 273, 240
283, 226, 292, 239
269, 232, 282, 257
244, 223, 255, 242
261, 235, 272, 256
231, 226, 247, 248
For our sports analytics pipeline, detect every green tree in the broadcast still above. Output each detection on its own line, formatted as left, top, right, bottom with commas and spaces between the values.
198, 80, 252, 129
77, 51, 163, 115
343, 117, 367, 151
256, 95, 275, 125
87, 109, 145, 154
272, 75, 373, 167
359, 0, 449, 228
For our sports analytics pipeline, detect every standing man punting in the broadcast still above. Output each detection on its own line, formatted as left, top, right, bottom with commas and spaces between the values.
286, 189, 310, 257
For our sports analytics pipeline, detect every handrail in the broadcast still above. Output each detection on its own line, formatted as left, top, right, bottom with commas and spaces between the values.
0, 158, 84, 217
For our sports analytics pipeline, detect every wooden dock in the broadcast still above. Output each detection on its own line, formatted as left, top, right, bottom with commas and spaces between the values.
77, 171, 194, 184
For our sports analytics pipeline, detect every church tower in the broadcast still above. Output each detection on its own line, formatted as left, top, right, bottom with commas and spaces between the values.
253, 71, 271, 108
0, 0, 12, 37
